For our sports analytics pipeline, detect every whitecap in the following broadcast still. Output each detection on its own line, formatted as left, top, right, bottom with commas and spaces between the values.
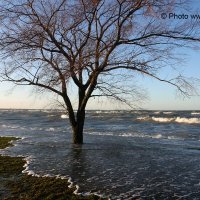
137, 116, 149, 120
1, 124, 8, 128
1, 124, 19, 129
95, 111, 103, 114
41, 110, 55, 113
163, 111, 173, 114
152, 117, 175, 123
46, 127, 55, 132
48, 114, 56, 117
167, 136, 180, 140
119, 133, 133, 137
175, 117, 200, 124
95, 110, 121, 114
151, 116, 200, 124
152, 134, 162, 139
61, 114, 68, 119
191, 112, 200, 115
87, 132, 114, 136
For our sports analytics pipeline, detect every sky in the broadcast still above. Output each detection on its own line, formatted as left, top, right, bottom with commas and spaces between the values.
0, 1, 200, 110
0, 51, 199, 110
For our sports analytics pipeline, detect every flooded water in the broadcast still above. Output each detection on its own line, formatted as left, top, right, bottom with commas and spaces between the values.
1, 109, 200, 199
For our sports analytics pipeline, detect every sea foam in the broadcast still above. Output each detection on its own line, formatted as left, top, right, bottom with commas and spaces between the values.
21, 156, 81, 195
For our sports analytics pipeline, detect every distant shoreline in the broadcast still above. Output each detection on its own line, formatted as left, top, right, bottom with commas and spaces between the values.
1, 108, 200, 111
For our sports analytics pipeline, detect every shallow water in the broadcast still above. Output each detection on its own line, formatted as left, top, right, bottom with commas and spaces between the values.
1, 109, 200, 199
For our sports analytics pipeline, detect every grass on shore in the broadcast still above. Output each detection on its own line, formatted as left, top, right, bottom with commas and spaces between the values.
0, 137, 106, 200
0, 137, 19, 149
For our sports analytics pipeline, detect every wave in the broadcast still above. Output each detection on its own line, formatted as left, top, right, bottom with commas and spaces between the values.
153, 117, 200, 124
86, 131, 183, 141
152, 134, 162, 139
137, 116, 149, 120
137, 116, 175, 123
95, 110, 122, 114
163, 111, 173, 114
191, 112, 200, 115
27, 109, 42, 112
48, 114, 56, 117
1, 124, 20, 129
87, 132, 114, 136
167, 136, 181, 140
119, 133, 134, 137
152, 117, 175, 123
138, 116, 200, 124
45, 127, 55, 132
87, 131, 165, 140
61, 114, 68, 119
88, 131, 185, 142
175, 117, 200, 124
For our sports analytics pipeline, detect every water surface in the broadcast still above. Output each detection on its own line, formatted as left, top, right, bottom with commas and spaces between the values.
1, 110, 200, 199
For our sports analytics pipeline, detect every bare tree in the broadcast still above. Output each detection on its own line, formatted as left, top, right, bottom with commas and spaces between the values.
0, 0, 199, 144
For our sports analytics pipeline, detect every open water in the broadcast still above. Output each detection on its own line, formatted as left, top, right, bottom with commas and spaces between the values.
1, 109, 200, 199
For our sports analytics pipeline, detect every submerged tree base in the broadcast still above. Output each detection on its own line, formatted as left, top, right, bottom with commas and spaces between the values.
0, 137, 105, 200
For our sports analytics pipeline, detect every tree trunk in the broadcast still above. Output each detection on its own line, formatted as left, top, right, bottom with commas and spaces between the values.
72, 124, 83, 144
72, 109, 85, 144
